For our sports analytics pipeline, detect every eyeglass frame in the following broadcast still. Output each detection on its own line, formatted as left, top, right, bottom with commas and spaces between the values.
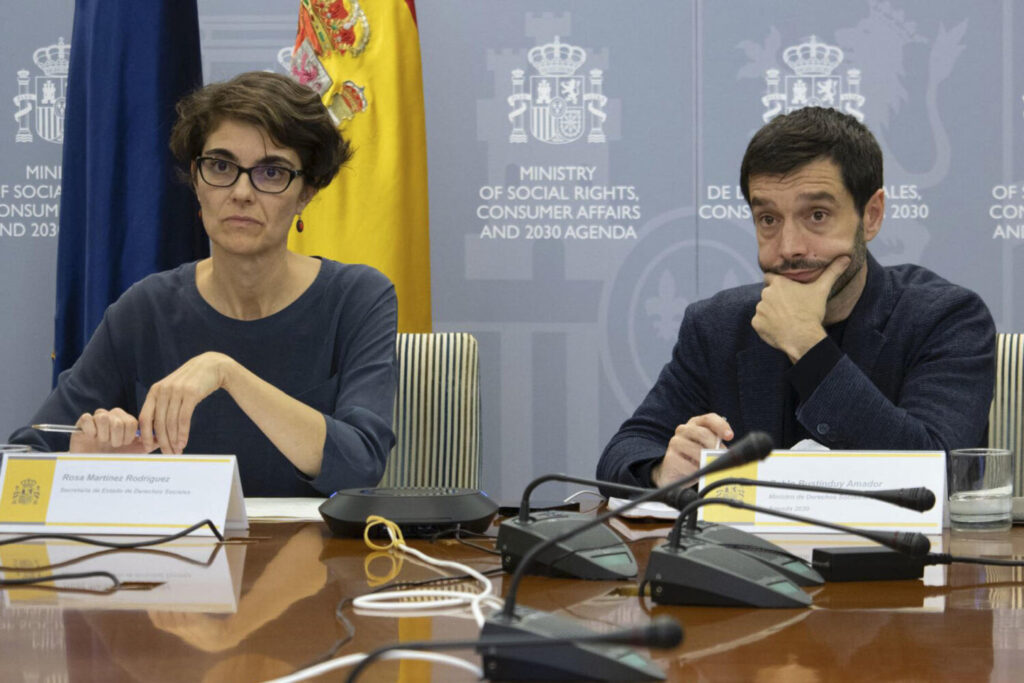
194, 156, 304, 194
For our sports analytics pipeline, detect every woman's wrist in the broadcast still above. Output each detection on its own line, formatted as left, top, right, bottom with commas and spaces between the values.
213, 352, 241, 395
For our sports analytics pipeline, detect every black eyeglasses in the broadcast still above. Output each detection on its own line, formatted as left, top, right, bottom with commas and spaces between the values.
195, 156, 303, 194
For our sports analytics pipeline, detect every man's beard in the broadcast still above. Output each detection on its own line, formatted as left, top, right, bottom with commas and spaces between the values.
760, 222, 867, 300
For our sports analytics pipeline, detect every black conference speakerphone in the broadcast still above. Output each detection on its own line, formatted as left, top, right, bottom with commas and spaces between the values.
319, 487, 499, 538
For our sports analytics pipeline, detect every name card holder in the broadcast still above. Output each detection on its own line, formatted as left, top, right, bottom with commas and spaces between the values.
697, 449, 945, 534
0, 453, 247, 536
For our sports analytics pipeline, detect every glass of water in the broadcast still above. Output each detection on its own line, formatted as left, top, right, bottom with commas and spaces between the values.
948, 448, 1013, 531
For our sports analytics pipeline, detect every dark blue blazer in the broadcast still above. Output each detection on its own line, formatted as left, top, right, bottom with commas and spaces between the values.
598, 253, 996, 487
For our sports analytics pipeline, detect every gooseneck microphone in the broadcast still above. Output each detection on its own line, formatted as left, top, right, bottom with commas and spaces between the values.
500, 431, 774, 619
670, 498, 931, 556
496, 473, 694, 581
682, 478, 936, 585
480, 431, 773, 680
343, 616, 684, 683
690, 479, 936, 530
643, 497, 931, 609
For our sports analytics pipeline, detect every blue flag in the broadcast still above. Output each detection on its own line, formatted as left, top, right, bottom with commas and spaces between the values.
54, 0, 208, 384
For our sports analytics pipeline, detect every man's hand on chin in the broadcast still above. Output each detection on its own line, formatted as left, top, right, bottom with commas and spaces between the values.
752, 256, 850, 363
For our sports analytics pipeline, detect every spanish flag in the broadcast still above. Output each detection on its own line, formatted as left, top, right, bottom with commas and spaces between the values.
289, 0, 431, 332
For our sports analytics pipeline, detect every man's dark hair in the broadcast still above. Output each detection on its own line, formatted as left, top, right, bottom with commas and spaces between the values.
739, 106, 883, 215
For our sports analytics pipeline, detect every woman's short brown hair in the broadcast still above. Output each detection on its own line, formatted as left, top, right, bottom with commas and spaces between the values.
169, 71, 351, 190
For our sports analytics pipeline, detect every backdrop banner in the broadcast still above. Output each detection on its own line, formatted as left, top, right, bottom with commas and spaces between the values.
1, 1, 1021, 506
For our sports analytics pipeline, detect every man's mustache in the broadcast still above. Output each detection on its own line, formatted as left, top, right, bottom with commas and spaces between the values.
762, 258, 834, 274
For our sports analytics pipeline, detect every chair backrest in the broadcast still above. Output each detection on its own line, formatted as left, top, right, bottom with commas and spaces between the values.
380, 332, 481, 488
988, 333, 1024, 494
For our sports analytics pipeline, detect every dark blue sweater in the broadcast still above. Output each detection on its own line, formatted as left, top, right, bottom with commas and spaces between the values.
9, 259, 398, 497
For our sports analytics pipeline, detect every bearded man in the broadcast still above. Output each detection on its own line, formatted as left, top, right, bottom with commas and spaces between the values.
598, 106, 995, 488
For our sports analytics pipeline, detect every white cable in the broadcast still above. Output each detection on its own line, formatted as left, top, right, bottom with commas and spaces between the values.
564, 488, 604, 503
263, 649, 483, 683
471, 594, 505, 626
352, 528, 499, 627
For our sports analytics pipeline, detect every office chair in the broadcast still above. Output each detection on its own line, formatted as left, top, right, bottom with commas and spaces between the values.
379, 332, 482, 489
988, 333, 1023, 494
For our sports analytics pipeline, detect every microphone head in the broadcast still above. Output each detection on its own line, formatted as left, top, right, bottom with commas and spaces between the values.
696, 432, 774, 479
895, 532, 932, 557
642, 616, 684, 649
871, 487, 937, 512
916, 487, 937, 512
597, 616, 684, 647
662, 487, 699, 511
725, 431, 774, 465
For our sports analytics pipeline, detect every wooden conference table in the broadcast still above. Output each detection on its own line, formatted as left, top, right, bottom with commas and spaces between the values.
2, 508, 1024, 682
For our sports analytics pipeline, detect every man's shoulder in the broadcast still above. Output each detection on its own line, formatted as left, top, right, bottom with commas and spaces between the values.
883, 262, 984, 308
675, 283, 764, 346
879, 262, 993, 336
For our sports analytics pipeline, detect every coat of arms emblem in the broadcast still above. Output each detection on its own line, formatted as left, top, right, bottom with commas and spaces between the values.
11, 478, 41, 505
508, 36, 608, 144
761, 35, 865, 123
13, 38, 70, 144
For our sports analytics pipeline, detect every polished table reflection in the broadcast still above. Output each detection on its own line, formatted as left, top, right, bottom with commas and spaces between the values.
2, 513, 1024, 682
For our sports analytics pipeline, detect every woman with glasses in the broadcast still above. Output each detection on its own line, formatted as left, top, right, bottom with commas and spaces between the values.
9, 72, 398, 496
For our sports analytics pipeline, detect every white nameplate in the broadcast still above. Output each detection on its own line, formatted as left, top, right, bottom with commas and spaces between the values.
0, 453, 248, 536
697, 449, 945, 534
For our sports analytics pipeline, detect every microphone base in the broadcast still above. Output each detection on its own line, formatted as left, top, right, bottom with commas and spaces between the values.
479, 607, 665, 681
644, 541, 811, 608
686, 522, 824, 586
496, 511, 637, 580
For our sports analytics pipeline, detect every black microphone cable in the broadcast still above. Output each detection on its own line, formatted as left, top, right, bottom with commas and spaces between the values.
0, 519, 225, 591
0, 569, 122, 592
0, 518, 224, 547
0, 540, 224, 573
428, 524, 502, 556
924, 553, 1024, 567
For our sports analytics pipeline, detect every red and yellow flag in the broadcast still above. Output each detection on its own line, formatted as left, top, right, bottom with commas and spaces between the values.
290, 0, 431, 331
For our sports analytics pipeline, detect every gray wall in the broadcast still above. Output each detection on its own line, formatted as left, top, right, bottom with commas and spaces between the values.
0, 0, 74, 445
2, 1, 1021, 502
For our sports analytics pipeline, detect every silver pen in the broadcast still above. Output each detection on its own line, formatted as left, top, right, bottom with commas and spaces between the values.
32, 423, 142, 437
32, 423, 82, 433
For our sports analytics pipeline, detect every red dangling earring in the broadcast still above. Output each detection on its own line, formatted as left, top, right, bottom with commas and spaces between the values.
296, 216, 304, 233
198, 208, 203, 219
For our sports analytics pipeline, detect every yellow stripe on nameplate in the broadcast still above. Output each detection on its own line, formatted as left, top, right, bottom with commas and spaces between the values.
778, 451, 944, 458
45, 521, 200, 528
56, 456, 234, 464
0, 456, 57, 523
702, 457, 760, 523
